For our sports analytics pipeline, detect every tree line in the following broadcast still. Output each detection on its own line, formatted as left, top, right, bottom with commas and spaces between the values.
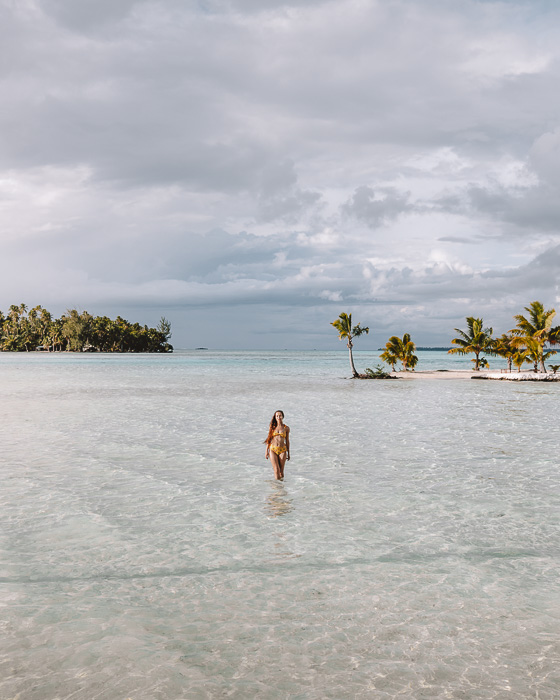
0, 304, 173, 353
332, 301, 560, 376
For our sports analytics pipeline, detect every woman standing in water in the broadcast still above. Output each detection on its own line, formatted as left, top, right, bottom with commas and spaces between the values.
265, 410, 290, 480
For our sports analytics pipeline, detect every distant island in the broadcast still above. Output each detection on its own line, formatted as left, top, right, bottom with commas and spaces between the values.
0, 304, 173, 353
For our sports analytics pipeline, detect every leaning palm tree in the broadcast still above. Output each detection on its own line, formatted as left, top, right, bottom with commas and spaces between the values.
381, 333, 418, 371
331, 312, 369, 377
510, 301, 556, 373
448, 317, 494, 370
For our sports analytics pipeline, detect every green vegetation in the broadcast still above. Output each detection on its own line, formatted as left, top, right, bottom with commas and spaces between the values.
0, 304, 173, 352
363, 364, 394, 379
516, 335, 555, 373
331, 312, 369, 378
333, 301, 560, 377
510, 301, 557, 373
448, 317, 495, 370
447, 302, 560, 372
380, 333, 418, 371
493, 333, 515, 373
512, 349, 530, 372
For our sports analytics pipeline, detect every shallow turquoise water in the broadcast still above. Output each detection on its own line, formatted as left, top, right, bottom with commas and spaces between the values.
1, 351, 559, 698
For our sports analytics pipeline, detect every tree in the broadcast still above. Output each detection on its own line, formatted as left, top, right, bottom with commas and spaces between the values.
510, 301, 557, 373
2, 304, 26, 351
331, 312, 369, 377
379, 346, 398, 372
157, 317, 172, 341
512, 349, 529, 372
380, 333, 418, 371
493, 333, 515, 373
48, 319, 65, 352
33, 306, 54, 349
448, 317, 494, 371
61, 309, 93, 351
520, 335, 555, 373
0, 304, 173, 353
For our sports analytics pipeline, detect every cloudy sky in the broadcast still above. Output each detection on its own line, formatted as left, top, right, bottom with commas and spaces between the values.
1, 0, 559, 349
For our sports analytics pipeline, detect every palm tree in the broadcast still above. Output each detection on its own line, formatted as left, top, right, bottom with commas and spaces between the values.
0, 305, 173, 353
331, 312, 369, 377
380, 333, 418, 371
61, 309, 93, 351
47, 319, 65, 352
379, 346, 398, 372
512, 349, 529, 372
493, 333, 515, 373
510, 301, 556, 373
3, 304, 24, 351
518, 335, 556, 373
550, 325, 560, 347
448, 317, 494, 370
36, 306, 53, 349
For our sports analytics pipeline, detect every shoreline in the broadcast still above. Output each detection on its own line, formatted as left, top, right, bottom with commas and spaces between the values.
388, 369, 560, 381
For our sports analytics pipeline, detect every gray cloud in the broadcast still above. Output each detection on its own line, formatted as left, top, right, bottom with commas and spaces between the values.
2, 0, 560, 348
38, 0, 143, 31
467, 180, 560, 233
341, 186, 412, 228
437, 236, 478, 244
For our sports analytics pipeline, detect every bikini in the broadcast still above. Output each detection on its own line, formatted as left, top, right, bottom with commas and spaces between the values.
270, 429, 287, 456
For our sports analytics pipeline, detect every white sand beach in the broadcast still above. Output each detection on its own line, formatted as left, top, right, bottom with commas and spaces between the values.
391, 369, 560, 381
390, 369, 478, 380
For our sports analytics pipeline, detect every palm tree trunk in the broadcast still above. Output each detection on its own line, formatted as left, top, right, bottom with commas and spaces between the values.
348, 341, 358, 377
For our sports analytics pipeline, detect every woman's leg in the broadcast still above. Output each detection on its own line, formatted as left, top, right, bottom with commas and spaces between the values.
269, 451, 283, 480
278, 453, 287, 479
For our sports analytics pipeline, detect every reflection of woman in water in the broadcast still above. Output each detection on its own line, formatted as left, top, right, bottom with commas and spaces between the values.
265, 410, 290, 480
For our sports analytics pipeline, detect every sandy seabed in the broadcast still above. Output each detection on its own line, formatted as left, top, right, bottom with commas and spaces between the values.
2, 351, 560, 699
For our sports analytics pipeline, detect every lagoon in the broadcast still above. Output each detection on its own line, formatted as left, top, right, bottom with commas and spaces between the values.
1, 351, 559, 698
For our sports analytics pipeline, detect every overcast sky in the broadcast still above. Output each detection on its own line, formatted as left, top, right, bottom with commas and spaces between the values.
1, 0, 559, 349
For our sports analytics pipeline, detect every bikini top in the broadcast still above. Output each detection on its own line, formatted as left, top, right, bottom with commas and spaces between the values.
272, 430, 286, 438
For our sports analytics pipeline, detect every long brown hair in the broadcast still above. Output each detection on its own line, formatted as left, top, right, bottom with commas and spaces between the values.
264, 410, 284, 445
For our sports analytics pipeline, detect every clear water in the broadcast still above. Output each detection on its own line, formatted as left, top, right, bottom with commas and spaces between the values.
1, 351, 559, 699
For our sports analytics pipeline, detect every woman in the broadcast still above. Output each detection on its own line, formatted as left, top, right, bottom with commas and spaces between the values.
265, 410, 290, 480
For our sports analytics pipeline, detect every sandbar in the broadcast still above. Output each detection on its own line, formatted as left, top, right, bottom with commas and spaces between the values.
390, 369, 478, 380
390, 370, 560, 381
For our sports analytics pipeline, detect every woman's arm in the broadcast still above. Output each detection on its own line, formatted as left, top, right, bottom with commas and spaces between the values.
286, 426, 290, 460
